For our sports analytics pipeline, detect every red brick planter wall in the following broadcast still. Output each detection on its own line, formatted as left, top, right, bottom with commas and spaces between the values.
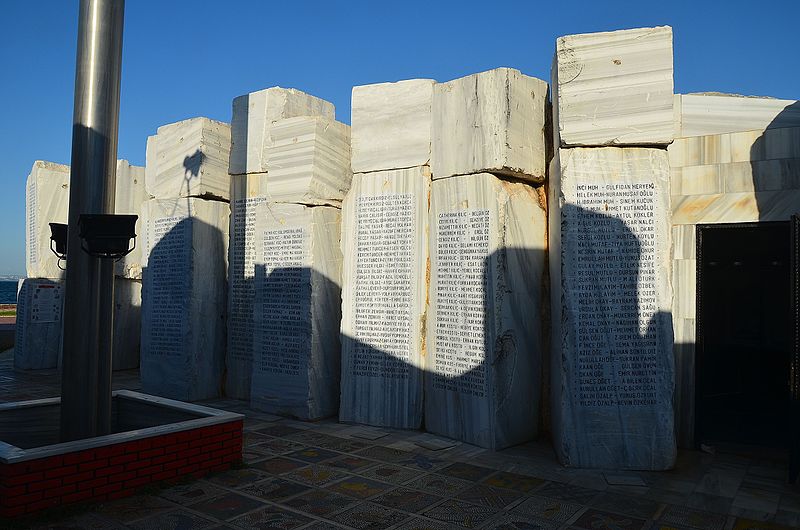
0, 419, 242, 518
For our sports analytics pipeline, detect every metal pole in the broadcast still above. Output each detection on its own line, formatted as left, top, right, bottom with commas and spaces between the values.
60, 0, 125, 441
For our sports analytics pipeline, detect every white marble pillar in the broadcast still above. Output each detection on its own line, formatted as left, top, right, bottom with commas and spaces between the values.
140, 197, 229, 401
549, 147, 675, 469
425, 174, 547, 449
250, 202, 342, 420
339, 167, 431, 428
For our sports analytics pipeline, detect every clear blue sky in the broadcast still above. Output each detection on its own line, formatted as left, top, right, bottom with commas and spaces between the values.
0, 0, 797, 276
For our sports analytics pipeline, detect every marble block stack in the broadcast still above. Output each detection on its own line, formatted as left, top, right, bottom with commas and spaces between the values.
231, 88, 351, 420
549, 26, 676, 469
339, 79, 435, 429
140, 117, 230, 402
425, 68, 549, 450
227, 87, 338, 403
19, 160, 147, 371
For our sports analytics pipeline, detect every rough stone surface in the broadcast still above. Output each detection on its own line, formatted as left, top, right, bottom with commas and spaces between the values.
25, 161, 70, 280
549, 147, 675, 469
676, 94, 800, 138
432, 68, 548, 182
263, 116, 352, 204
114, 160, 150, 279
553, 26, 674, 147
250, 203, 342, 420
339, 167, 431, 429
14, 278, 63, 370
351, 79, 435, 173
146, 117, 231, 200
230, 87, 335, 175
140, 197, 229, 401
425, 174, 546, 449
113, 278, 142, 371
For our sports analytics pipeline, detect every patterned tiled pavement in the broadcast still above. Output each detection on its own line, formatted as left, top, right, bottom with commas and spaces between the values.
2, 351, 800, 530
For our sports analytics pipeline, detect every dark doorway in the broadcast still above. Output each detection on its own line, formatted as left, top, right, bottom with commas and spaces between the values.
696, 222, 791, 449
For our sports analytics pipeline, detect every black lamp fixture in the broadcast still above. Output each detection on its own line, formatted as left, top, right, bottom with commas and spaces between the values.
49, 223, 68, 267
78, 214, 138, 260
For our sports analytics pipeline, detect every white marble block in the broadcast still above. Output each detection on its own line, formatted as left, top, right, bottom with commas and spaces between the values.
263, 116, 352, 204
14, 278, 64, 370
114, 160, 149, 279
432, 68, 548, 182
25, 161, 70, 280
226, 173, 269, 399
230, 87, 335, 175
26, 159, 151, 280
351, 79, 435, 173
146, 117, 231, 200
339, 167, 431, 428
425, 174, 547, 449
250, 203, 342, 420
113, 278, 142, 371
549, 147, 675, 469
553, 26, 674, 147
140, 197, 229, 401
676, 93, 800, 138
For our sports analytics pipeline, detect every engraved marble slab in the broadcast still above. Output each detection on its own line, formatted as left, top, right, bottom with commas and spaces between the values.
113, 278, 142, 371
114, 159, 149, 279
553, 26, 674, 147
339, 167, 431, 428
676, 93, 800, 138
263, 116, 352, 204
25, 161, 70, 280
229, 87, 335, 175
549, 147, 675, 469
226, 174, 269, 398
425, 173, 546, 449
249, 203, 342, 420
146, 117, 231, 200
432, 68, 548, 182
351, 79, 435, 173
14, 278, 64, 370
140, 197, 229, 401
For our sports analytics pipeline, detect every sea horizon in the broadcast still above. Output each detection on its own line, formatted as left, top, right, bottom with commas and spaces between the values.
0, 280, 19, 304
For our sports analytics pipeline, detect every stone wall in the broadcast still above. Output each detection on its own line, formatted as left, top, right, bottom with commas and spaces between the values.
668, 117, 800, 446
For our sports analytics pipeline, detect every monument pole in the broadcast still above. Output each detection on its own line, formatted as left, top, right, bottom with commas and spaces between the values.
60, 0, 125, 441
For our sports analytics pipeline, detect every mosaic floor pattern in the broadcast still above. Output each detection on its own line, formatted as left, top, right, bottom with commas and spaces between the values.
1, 359, 799, 530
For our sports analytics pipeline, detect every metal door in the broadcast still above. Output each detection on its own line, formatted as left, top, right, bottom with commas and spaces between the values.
696, 222, 791, 449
